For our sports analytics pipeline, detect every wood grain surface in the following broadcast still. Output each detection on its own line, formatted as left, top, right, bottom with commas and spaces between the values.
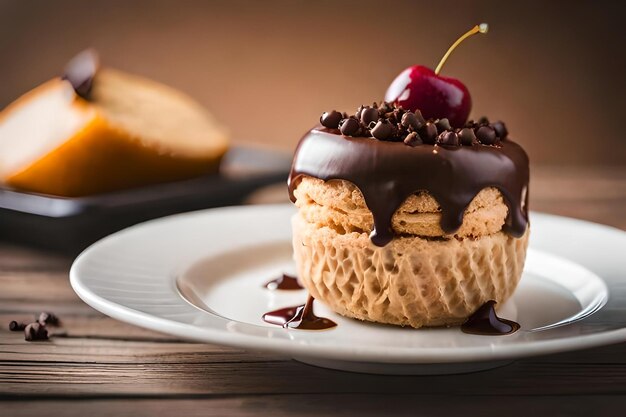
1, 166, 625, 416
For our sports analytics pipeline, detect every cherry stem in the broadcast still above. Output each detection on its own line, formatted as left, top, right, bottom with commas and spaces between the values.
434, 23, 489, 75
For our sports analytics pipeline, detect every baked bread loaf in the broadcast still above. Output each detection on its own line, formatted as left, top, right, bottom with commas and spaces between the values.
0, 53, 228, 197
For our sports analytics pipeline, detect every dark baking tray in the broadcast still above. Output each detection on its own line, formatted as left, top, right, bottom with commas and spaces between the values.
0, 146, 291, 254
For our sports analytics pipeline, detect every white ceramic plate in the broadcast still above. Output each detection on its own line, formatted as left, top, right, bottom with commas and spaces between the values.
70, 205, 626, 374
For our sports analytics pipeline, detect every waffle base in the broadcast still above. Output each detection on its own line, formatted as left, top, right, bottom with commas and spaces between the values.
292, 213, 529, 328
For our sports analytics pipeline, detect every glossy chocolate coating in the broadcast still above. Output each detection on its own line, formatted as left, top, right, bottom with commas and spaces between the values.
264, 274, 304, 291
288, 127, 529, 246
461, 300, 520, 335
262, 296, 337, 330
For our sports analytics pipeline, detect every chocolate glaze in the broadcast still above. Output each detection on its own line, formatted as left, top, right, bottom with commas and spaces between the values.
262, 296, 337, 330
264, 273, 304, 290
288, 127, 529, 246
62, 49, 99, 100
461, 300, 520, 336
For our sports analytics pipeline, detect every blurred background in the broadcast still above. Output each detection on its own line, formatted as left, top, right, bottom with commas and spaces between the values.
1, 0, 625, 165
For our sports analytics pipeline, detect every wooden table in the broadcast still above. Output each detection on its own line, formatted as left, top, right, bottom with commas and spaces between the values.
2, 166, 625, 416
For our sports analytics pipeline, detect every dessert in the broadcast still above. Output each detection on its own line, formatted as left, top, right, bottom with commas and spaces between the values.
0, 50, 228, 197
287, 24, 529, 329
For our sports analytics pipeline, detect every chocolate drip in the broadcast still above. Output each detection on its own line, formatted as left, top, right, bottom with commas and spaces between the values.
288, 127, 529, 246
264, 274, 304, 291
262, 295, 337, 330
62, 49, 99, 100
461, 300, 520, 335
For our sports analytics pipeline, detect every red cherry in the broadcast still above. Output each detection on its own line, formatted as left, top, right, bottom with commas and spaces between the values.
385, 24, 488, 129
385, 65, 471, 128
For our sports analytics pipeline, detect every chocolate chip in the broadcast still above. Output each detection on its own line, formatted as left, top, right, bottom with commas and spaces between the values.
371, 120, 394, 140
459, 127, 477, 146
339, 117, 361, 136
435, 118, 452, 133
413, 110, 426, 126
478, 116, 489, 125
401, 111, 424, 131
491, 121, 508, 139
371, 120, 395, 140
360, 107, 379, 126
378, 101, 393, 114
38, 312, 59, 326
62, 49, 99, 100
9, 321, 27, 331
437, 131, 460, 146
355, 105, 364, 120
383, 111, 396, 123
419, 122, 438, 144
476, 125, 498, 145
403, 132, 422, 147
24, 323, 48, 342
320, 110, 343, 129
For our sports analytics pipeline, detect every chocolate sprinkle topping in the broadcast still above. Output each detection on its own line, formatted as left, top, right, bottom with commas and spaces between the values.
403, 131, 422, 147
320, 110, 343, 129
318, 102, 509, 148
459, 127, 477, 146
371, 120, 394, 140
360, 107, 379, 126
339, 117, 360, 136
420, 122, 438, 144
476, 125, 498, 145
492, 121, 508, 139
437, 131, 459, 147
435, 118, 452, 133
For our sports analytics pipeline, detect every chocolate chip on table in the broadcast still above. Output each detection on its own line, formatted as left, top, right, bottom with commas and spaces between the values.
371, 120, 394, 140
491, 121, 508, 139
9, 321, 27, 331
339, 117, 361, 136
24, 322, 48, 341
38, 312, 59, 326
476, 125, 498, 145
419, 122, 438, 144
437, 131, 460, 146
458, 127, 477, 146
320, 110, 343, 129
360, 107, 379, 126
434, 118, 452, 133
403, 132, 422, 147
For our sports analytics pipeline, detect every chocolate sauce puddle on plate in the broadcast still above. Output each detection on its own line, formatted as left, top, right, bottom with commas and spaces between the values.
263, 295, 337, 330
264, 274, 304, 291
461, 300, 520, 335
288, 128, 529, 246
